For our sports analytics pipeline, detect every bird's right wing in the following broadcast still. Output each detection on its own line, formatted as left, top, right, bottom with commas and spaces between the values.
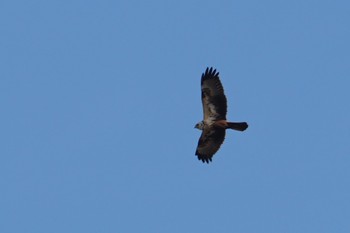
195, 126, 226, 163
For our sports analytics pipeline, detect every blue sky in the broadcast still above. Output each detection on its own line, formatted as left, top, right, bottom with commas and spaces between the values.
1, 0, 349, 232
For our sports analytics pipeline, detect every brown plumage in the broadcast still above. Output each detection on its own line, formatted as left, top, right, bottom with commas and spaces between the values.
194, 67, 248, 163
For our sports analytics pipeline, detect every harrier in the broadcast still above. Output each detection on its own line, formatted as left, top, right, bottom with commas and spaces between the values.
195, 67, 248, 163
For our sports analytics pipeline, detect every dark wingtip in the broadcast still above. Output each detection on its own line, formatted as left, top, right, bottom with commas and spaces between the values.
202, 67, 219, 80
207, 67, 216, 75
201, 158, 211, 163
196, 152, 213, 164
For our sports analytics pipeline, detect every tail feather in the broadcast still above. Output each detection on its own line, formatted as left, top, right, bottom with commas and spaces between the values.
227, 122, 248, 131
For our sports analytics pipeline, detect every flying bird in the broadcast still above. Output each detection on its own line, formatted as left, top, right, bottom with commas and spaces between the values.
194, 67, 248, 163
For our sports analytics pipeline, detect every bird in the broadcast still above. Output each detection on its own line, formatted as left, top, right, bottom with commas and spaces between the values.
194, 67, 248, 163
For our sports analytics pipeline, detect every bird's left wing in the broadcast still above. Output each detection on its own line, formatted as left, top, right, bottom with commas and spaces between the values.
201, 67, 227, 121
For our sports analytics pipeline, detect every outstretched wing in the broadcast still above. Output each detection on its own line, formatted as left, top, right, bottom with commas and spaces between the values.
195, 126, 226, 163
201, 67, 227, 121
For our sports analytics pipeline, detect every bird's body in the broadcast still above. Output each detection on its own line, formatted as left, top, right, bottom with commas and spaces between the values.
195, 67, 248, 163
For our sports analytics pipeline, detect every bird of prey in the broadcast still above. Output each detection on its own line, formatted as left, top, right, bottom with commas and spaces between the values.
194, 67, 248, 163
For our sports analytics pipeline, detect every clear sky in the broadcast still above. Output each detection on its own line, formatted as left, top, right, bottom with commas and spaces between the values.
1, 0, 349, 232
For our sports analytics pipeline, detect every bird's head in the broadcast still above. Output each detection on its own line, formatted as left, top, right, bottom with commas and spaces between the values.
194, 121, 204, 130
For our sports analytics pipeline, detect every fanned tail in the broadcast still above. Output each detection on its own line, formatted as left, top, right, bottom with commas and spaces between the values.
226, 122, 248, 131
